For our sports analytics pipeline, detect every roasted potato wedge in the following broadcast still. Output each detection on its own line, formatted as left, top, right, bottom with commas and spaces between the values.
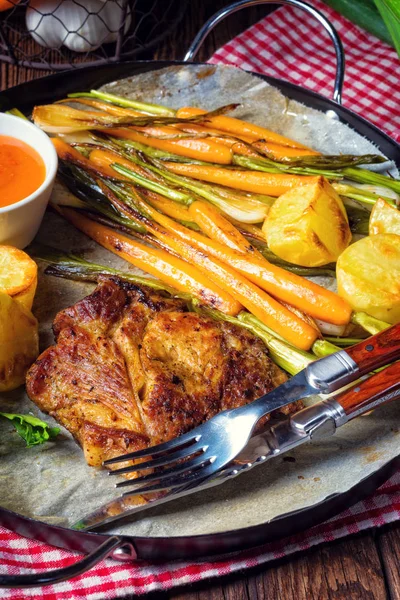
369, 198, 400, 236
0, 291, 39, 392
0, 245, 37, 311
262, 178, 351, 267
337, 233, 400, 324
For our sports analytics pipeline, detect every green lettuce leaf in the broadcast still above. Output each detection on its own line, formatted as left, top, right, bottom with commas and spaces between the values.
0, 413, 60, 448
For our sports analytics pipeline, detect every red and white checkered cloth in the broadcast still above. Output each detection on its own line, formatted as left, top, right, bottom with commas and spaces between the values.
1, 2, 400, 597
210, 0, 400, 141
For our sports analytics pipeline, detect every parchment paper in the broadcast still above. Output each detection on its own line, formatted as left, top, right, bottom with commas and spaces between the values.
1, 65, 399, 536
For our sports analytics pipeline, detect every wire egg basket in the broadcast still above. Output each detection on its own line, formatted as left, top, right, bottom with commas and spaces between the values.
0, 0, 184, 71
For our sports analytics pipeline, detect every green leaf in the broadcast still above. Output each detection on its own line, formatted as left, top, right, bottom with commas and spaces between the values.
373, 0, 400, 57
322, 0, 394, 46
0, 413, 60, 448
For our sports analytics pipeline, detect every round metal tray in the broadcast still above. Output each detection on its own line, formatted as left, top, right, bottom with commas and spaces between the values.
0, 0, 399, 588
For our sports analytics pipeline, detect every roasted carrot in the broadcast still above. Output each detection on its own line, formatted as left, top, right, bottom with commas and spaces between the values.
142, 190, 192, 221
280, 300, 320, 333
175, 107, 311, 150
133, 124, 196, 139
230, 220, 265, 241
89, 148, 150, 179
174, 122, 255, 144
252, 140, 320, 158
133, 197, 352, 326
52, 138, 124, 180
207, 136, 317, 163
137, 190, 262, 244
88, 185, 317, 349
164, 162, 320, 197
144, 224, 318, 350
188, 200, 263, 257
105, 128, 233, 164
55, 206, 242, 316
207, 137, 259, 158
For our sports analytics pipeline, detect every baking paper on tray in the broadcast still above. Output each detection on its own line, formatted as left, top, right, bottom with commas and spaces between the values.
0, 64, 399, 537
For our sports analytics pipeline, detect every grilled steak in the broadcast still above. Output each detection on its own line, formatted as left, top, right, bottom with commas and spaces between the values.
26, 276, 300, 467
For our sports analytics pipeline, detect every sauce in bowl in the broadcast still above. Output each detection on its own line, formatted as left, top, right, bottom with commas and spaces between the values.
0, 135, 46, 208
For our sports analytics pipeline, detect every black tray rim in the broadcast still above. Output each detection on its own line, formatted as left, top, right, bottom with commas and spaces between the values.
0, 59, 399, 563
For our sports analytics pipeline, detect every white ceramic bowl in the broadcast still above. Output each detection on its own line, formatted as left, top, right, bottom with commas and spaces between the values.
0, 113, 58, 249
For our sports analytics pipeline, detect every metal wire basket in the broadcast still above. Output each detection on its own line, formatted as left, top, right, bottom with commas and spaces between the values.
0, 0, 184, 71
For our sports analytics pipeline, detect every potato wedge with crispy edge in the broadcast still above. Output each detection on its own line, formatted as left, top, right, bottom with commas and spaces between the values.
0, 246, 38, 311
369, 198, 400, 236
337, 233, 400, 325
262, 178, 351, 267
0, 291, 39, 392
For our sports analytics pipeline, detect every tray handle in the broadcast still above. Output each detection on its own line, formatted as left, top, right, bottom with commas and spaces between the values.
184, 0, 345, 104
0, 535, 129, 588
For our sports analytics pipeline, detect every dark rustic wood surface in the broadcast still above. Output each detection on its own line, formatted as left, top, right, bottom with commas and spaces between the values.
1, 1, 399, 598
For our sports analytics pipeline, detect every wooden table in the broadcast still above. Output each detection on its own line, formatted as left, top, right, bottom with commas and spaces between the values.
1, 1, 400, 598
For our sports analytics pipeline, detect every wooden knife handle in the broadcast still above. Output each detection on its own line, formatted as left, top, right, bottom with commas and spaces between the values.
335, 360, 400, 418
345, 322, 400, 375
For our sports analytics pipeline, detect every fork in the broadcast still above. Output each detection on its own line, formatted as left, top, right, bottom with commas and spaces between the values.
76, 356, 400, 530
104, 322, 400, 496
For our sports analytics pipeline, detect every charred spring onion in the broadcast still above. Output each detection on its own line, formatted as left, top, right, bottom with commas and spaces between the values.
31, 91, 399, 362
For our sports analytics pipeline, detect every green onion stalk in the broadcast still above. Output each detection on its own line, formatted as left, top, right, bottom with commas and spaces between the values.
54, 146, 392, 361
88, 135, 274, 210
198, 305, 315, 375
324, 336, 365, 347
111, 155, 274, 226
90, 134, 395, 224
342, 167, 400, 195
90, 136, 371, 239
345, 205, 371, 235
238, 312, 340, 359
251, 151, 387, 169
115, 164, 193, 205
108, 136, 208, 165
68, 93, 238, 127
233, 155, 400, 203
314, 313, 392, 356
114, 157, 274, 206
30, 245, 191, 298
69, 90, 177, 116
351, 312, 390, 334
64, 151, 335, 280
5, 108, 28, 120
108, 167, 340, 281
57, 163, 146, 234
333, 183, 397, 207
312, 339, 341, 357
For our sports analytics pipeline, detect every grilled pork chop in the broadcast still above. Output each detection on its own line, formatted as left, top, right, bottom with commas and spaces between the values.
26, 277, 300, 467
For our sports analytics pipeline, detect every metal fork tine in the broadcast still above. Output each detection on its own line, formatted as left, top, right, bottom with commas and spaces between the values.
103, 433, 200, 466
122, 458, 215, 496
115, 454, 211, 489
108, 443, 206, 476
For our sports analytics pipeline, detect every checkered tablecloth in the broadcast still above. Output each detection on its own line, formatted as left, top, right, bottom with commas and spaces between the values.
210, 0, 400, 142
1, 1, 399, 597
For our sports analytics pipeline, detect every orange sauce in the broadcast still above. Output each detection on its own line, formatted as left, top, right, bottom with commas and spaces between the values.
0, 135, 46, 208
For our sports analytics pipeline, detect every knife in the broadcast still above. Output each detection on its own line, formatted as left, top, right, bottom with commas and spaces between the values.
73, 358, 400, 531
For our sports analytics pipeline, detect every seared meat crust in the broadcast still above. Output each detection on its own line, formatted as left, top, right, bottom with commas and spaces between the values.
26, 276, 296, 467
